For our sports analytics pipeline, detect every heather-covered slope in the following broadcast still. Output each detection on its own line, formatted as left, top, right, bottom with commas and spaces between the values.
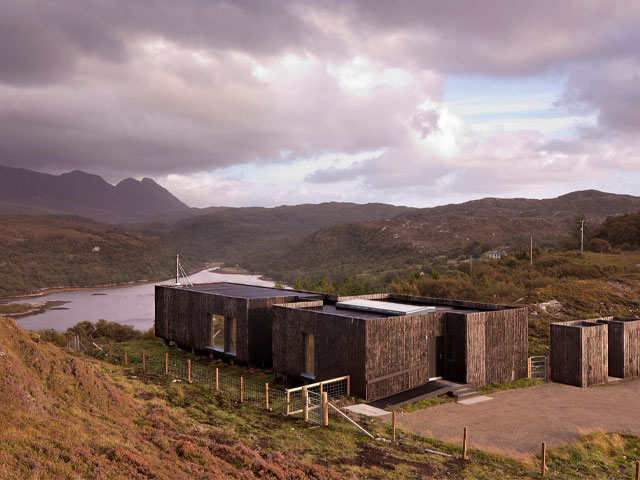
0, 317, 344, 479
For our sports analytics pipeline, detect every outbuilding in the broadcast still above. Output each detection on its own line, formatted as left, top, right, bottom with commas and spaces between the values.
597, 316, 640, 379
550, 320, 609, 387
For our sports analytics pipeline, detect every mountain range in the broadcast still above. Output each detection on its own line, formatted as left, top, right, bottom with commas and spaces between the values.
0, 165, 189, 223
2, 165, 640, 292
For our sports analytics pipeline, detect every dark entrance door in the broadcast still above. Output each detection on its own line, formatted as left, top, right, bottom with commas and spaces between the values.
428, 336, 446, 378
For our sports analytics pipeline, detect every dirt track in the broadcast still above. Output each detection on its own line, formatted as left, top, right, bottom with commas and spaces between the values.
390, 378, 640, 456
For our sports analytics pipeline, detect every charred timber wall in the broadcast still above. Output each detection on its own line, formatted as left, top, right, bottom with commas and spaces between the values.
597, 317, 640, 379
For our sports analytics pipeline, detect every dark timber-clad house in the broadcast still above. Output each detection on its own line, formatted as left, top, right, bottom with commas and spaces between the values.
550, 320, 609, 387
154, 283, 321, 366
272, 293, 528, 400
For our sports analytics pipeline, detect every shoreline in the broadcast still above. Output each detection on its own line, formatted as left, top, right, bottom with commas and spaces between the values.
0, 263, 276, 303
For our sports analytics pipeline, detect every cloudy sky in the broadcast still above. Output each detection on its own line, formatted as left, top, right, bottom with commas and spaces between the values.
1, 0, 640, 207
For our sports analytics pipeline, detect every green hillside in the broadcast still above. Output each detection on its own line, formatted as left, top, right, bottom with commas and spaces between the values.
0, 215, 179, 298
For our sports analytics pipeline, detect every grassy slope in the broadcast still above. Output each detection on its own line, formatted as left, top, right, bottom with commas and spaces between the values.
3, 319, 640, 479
0, 215, 183, 298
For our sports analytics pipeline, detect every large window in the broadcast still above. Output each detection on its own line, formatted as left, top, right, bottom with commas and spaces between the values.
304, 333, 315, 377
227, 317, 237, 355
210, 314, 225, 351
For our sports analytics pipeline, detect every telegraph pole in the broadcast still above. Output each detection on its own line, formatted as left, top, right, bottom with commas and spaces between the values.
469, 256, 473, 276
579, 220, 584, 252
530, 235, 533, 266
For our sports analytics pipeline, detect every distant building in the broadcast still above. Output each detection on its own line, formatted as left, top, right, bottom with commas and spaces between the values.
92, 246, 100, 253
488, 250, 504, 259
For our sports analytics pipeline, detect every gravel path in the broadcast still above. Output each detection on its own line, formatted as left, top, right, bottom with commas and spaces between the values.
389, 378, 640, 456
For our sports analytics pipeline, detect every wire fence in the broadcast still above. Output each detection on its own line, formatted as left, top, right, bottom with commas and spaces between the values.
67, 335, 347, 418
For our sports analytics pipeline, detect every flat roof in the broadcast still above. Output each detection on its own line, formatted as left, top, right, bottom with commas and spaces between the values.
303, 303, 486, 320
163, 282, 320, 300
336, 299, 436, 316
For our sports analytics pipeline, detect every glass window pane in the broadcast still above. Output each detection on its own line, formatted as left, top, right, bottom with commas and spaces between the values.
227, 317, 237, 355
210, 314, 225, 351
304, 333, 315, 376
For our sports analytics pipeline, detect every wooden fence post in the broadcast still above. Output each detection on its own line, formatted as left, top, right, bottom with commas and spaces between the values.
188, 359, 192, 384
286, 390, 290, 415
322, 392, 328, 426
265, 383, 270, 411
109, 343, 112, 361
302, 386, 308, 421
392, 411, 397, 443
527, 357, 531, 378
124, 347, 128, 366
143, 351, 146, 372
541, 442, 546, 476
346, 376, 351, 397
635, 461, 639, 480
240, 377, 244, 403
216, 368, 219, 391
462, 427, 468, 460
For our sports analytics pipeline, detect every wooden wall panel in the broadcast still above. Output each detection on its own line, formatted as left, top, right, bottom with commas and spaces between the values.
272, 305, 368, 397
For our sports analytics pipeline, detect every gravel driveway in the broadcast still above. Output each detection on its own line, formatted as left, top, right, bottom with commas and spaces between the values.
389, 378, 640, 456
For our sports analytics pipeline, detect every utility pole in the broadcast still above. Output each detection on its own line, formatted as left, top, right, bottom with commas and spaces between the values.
530, 235, 533, 266
579, 220, 584, 252
469, 255, 473, 276
176, 254, 180, 285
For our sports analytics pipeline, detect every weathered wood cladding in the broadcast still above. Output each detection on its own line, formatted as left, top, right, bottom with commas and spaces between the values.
364, 313, 445, 400
465, 309, 528, 385
155, 286, 249, 361
154, 286, 312, 365
273, 297, 528, 400
272, 304, 368, 397
550, 321, 608, 387
597, 316, 640, 379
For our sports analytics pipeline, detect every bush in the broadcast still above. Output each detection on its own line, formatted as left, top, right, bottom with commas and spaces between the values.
66, 319, 143, 342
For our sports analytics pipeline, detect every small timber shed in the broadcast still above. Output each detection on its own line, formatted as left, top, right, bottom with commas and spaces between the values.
155, 283, 321, 366
272, 293, 528, 401
596, 316, 640, 379
550, 320, 608, 387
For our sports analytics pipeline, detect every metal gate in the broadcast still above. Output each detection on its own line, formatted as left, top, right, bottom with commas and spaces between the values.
307, 390, 322, 424
528, 356, 548, 380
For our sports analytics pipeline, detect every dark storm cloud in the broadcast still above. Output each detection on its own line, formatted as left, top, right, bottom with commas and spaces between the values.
0, 0, 639, 200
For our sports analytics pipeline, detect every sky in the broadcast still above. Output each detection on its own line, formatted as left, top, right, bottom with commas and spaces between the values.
1, 0, 640, 208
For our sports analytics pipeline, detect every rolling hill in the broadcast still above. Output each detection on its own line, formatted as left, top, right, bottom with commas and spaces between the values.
0, 215, 178, 298
251, 190, 640, 282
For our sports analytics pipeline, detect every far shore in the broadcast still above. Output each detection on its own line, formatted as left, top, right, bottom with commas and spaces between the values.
0, 263, 275, 303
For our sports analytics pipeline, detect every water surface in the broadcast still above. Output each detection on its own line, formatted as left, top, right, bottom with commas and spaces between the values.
12, 269, 274, 332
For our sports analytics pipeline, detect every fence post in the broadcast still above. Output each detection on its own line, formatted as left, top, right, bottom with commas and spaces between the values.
266, 383, 270, 411
286, 390, 290, 415
124, 347, 128, 366
165, 352, 168, 375
302, 386, 308, 421
346, 376, 351, 396
635, 461, 639, 480
188, 359, 192, 384
541, 442, 546, 476
109, 343, 112, 361
392, 411, 396, 443
216, 368, 219, 391
322, 391, 328, 426
545, 356, 549, 381
319, 382, 323, 397
462, 426, 468, 460
143, 351, 146, 372
527, 357, 531, 378
240, 377, 244, 403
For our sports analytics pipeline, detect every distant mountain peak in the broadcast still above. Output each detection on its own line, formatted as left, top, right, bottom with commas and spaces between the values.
0, 165, 189, 223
